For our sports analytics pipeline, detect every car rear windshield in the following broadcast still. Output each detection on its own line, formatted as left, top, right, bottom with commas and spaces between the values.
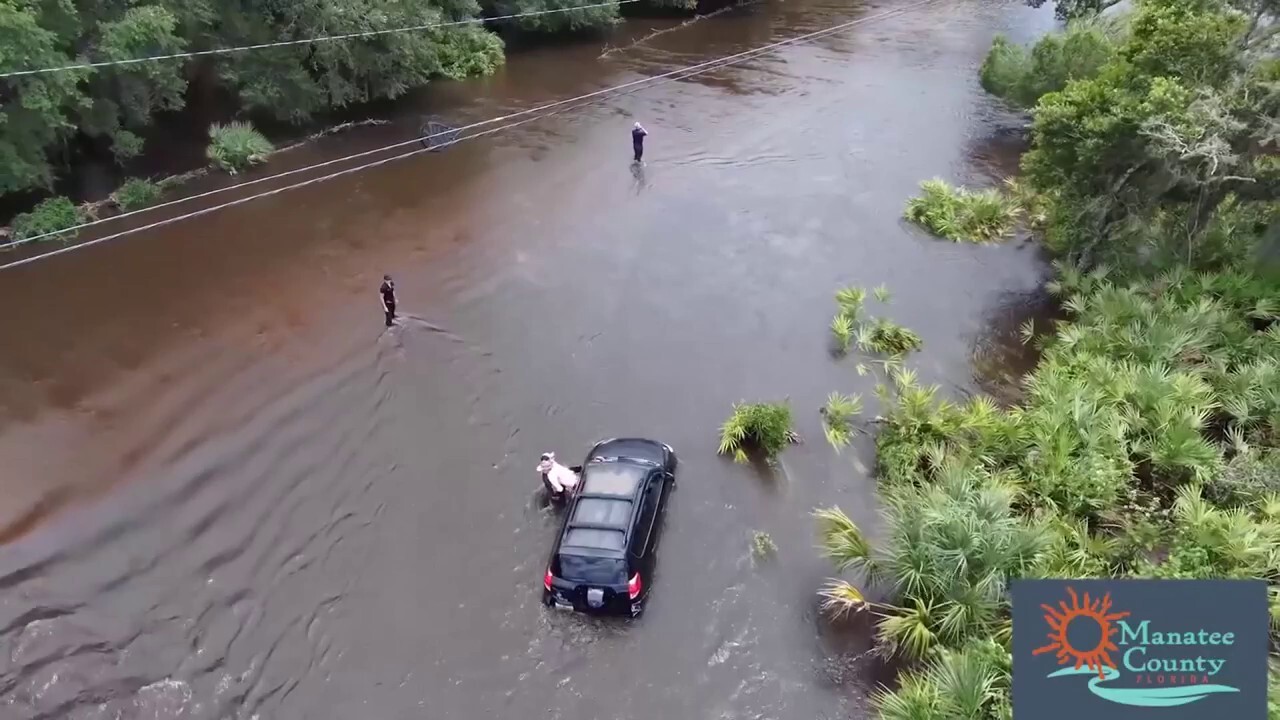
557, 554, 627, 584
564, 527, 625, 551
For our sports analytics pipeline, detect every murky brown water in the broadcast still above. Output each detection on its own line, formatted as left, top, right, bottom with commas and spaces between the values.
0, 1, 1055, 717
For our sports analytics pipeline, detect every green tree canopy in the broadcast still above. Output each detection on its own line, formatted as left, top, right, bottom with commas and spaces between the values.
0, 0, 638, 201
1007, 0, 1277, 269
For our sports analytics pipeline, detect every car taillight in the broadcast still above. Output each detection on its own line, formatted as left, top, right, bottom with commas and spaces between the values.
544, 567, 554, 591
628, 573, 642, 600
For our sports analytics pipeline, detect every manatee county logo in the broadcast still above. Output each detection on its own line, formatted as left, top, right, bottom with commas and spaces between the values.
1032, 586, 1241, 708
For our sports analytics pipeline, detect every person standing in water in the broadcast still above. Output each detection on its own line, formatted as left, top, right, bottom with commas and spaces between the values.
380, 274, 397, 327
632, 122, 647, 163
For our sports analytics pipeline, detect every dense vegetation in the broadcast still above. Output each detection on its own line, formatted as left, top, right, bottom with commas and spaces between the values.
206, 121, 274, 174
904, 178, 1022, 243
0, 0, 510, 197
718, 401, 796, 463
812, 0, 1279, 715
111, 177, 161, 210
0, 0, 697, 215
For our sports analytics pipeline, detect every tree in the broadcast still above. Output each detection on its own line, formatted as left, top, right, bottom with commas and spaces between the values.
1027, 0, 1126, 21
82, 5, 188, 160
980, 21, 1119, 109
0, 0, 507, 200
1123, 0, 1245, 86
0, 0, 88, 193
1016, 0, 1275, 268
213, 0, 504, 123
482, 0, 621, 32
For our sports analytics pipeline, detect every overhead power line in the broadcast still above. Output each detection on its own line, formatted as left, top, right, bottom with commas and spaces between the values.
1, 0, 643, 78
0, 0, 939, 272
3, 0, 931, 252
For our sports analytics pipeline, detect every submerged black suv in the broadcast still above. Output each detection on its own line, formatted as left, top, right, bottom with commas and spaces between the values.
542, 438, 677, 617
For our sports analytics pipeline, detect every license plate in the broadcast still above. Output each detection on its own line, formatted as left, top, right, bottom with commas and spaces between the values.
587, 588, 605, 608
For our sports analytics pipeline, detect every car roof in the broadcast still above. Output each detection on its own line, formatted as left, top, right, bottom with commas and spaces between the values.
558, 460, 656, 556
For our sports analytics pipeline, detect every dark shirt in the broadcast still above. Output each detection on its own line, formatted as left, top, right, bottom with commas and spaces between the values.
380, 281, 396, 307
632, 127, 647, 146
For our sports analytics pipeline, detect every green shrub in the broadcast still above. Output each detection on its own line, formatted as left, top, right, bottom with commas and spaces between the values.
206, 121, 273, 174
1131, 485, 1280, 580
844, 264, 1278, 696
904, 179, 1021, 243
821, 392, 863, 451
113, 178, 162, 210
1209, 449, 1280, 503
873, 638, 1013, 720
835, 286, 866, 319
816, 458, 1046, 660
830, 286, 866, 354
979, 35, 1032, 104
832, 285, 920, 358
112, 130, 145, 160
751, 531, 777, 561
718, 401, 795, 463
869, 0, 1278, 711
980, 22, 1118, 109
1029, 513, 1120, 578
11, 197, 84, 242
859, 318, 924, 357
1269, 661, 1280, 720
873, 266, 1280, 520
831, 314, 855, 354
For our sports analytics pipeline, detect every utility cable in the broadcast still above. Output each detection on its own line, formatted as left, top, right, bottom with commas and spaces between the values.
0, 0, 939, 272
7, 1, 887, 251
1, 1, 644, 78
2, 0, 932, 251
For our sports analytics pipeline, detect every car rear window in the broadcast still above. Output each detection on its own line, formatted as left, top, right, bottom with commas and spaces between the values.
564, 528, 625, 551
558, 554, 627, 584
572, 498, 632, 527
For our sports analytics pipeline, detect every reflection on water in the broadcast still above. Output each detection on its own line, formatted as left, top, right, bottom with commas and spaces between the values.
0, 0, 1056, 717
630, 161, 650, 194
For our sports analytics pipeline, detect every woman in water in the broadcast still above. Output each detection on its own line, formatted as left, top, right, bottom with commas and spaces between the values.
537, 452, 580, 500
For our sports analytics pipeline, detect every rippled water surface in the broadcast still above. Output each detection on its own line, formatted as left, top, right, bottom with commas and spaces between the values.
0, 0, 1055, 717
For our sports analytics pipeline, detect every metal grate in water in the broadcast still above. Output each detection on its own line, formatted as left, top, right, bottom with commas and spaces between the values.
420, 117, 461, 151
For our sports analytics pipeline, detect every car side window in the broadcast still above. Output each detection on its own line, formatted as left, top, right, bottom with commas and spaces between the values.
633, 474, 662, 558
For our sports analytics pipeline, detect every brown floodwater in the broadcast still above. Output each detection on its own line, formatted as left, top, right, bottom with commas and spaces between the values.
0, 0, 1055, 717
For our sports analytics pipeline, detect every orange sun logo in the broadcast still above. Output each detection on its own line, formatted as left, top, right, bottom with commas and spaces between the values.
1033, 586, 1130, 679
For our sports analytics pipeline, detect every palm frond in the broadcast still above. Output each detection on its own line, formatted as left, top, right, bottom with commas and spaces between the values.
818, 578, 869, 620
872, 672, 942, 720
814, 506, 873, 572
831, 314, 855, 355
822, 392, 864, 452
878, 603, 939, 660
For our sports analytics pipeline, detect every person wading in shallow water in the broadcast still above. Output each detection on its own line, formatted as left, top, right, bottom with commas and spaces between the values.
632, 122, 648, 163
380, 274, 397, 327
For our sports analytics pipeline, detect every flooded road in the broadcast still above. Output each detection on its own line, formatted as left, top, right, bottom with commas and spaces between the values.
0, 0, 1055, 717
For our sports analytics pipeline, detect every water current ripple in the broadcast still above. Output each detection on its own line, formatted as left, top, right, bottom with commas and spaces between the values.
0, 318, 507, 719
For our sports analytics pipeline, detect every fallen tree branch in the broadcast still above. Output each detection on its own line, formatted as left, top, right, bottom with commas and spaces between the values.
272, 118, 391, 155
599, 1, 759, 59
